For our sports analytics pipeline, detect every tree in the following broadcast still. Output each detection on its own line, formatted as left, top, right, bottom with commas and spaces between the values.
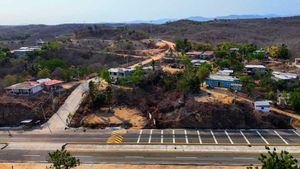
99, 67, 110, 83
197, 64, 211, 86
278, 44, 290, 59
3, 74, 17, 86
180, 54, 192, 71
248, 147, 300, 169
290, 89, 300, 113
48, 145, 80, 169
151, 59, 155, 71
175, 39, 192, 52
37, 68, 51, 78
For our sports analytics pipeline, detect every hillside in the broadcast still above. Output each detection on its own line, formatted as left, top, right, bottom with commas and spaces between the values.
0, 16, 300, 56
146, 16, 300, 56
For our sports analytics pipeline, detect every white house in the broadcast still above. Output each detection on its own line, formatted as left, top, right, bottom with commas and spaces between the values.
245, 65, 266, 74
254, 101, 271, 113
191, 59, 207, 68
5, 81, 43, 96
216, 69, 234, 76
272, 71, 298, 81
108, 68, 134, 80
295, 58, 300, 68
11, 46, 41, 57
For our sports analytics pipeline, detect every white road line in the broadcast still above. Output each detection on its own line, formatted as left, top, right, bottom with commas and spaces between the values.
197, 130, 202, 144
256, 130, 269, 145
225, 130, 234, 144
173, 130, 175, 144
293, 130, 300, 137
137, 130, 143, 143
184, 130, 189, 144
75, 155, 92, 158
161, 130, 164, 144
210, 130, 218, 144
240, 130, 251, 145
125, 156, 144, 159
274, 130, 289, 145
148, 129, 152, 143
176, 157, 197, 159
23, 154, 40, 157
233, 157, 255, 160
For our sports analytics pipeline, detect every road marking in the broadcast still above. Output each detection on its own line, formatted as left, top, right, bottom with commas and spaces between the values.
75, 155, 92, 158
161, 130, 164, 144
293, 130, 300, 137
176, 156, 197, 159
233, 157, 255, 160
197, 130, 202, 144
184, 130, 189, 144
256, 130, 269, 145
274, 130, 289, 145
148, 129, 152, 143
137, 130, 143, 143
173, 130, 175, 144
125, 156, 144, 159
210, 130, 218, 144
23, 154, 40, 157
225, 130, 234, 144
240, 130, 251, 145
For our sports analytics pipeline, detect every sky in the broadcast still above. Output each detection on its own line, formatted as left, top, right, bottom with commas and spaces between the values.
0, 0, 300, 25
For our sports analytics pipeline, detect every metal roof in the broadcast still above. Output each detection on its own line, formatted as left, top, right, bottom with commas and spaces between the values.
254, 100, 271, 106
6, 81, 41, 90
245, 65, 266, 69
208, 74, 239, 82
272, 71, 298, 80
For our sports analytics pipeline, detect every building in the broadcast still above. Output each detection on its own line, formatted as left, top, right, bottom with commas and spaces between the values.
295, 58, 300, 68
186, 51, 203, 58
44, 80, 64, 91
200, 51, 214, 60
5, 81, 43, 96
191, 59, 207, 68
108, 68, 134, 80
216, 69, 234, 76
272, 71, 298, 81
230, 48, 240, 52
254, 101, 271, 113
245, 65, 266, 74
205, 74, 240, 88
11, 46, 41, 57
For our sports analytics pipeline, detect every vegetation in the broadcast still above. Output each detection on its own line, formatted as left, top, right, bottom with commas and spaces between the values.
248, 147, 300, 169
290, 89, 300, 113
47, 145, 80, 169
266, 44, 290, 59
175, 39, 192, 53
88, 81, 113, 107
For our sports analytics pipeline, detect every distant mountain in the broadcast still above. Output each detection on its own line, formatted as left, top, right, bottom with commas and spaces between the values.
126, 14, 282, 24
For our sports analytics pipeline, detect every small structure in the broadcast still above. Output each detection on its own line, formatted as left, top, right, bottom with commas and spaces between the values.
142, 66, 153, 72
205, 74, 240, 88
254, 100, 271, 113
230, 48, 240, 52
186, 51, 203, 58
5, 81, 43, 96
216, 69, 234, 76
245, 65, 266, 75
200, 51, 214, 60
191, 59, 207, 68
11, 46, 41, 57
44, 80, 64, 91
295, 58, 300, 68
108, 68, 134, 80
272, 71, 298, 81
37, 78, 52, 84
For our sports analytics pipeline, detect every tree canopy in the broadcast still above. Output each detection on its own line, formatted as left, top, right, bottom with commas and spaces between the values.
48, 145, 80, 169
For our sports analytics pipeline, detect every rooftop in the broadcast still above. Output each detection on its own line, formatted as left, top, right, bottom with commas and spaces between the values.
254, 100, 271, 106
6, 81, 41, 90
109, 68, 134, 72
45, 80, 64, 86
202, 51, 214, 55
191, 59, 207, 64
245, 65, 266, 69
186, 51, 203, 55
272, 71, 298, 80
208, 74, 239, 82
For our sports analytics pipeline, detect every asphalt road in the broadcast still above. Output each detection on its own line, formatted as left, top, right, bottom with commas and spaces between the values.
1, 129, 300, 146
4, 149, 300, 165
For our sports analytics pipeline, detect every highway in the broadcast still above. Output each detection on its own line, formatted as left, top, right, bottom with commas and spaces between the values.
4, 149, 300, 165
1, 129, 300, 146
1, 129, 300, 165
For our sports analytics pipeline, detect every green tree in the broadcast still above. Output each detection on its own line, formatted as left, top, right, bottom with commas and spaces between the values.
278, 44, 290, 59
217, 41, 237, 51
192, 43, 213, 51
39, 59, 65, 72
3, 74, 17, 86
99, 67, 111, 83
180, 54, 192, 71
197, 64, 211, 86
48, 145, 80, 169
175, 39, 192, 52
290, 89, 300, 113
248, 147, 300, 169
37, 68, 51, 78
